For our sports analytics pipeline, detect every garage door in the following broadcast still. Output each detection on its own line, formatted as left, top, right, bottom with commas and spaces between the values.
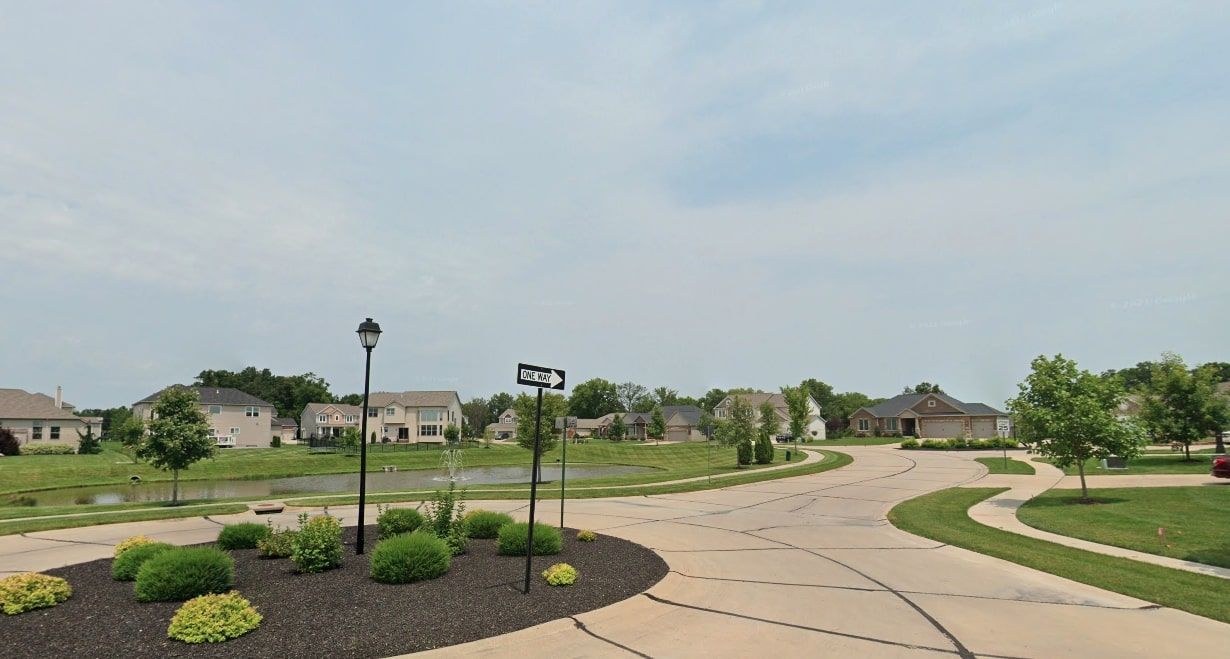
920, 418, 965, 438
971, 419, 996, 438
666, 428, 691, 442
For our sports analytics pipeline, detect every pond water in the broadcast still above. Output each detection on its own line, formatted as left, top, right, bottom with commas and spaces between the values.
12, 464, 654, 507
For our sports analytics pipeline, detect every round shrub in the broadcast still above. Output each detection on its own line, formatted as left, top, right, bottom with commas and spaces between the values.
135, 547, 235, 602
899, 438, 919, 449
377, 507, 424, 538
291, 514, 343, 573
370, 533, 451, 584
217, 523, 271, 550
542, 563, 578, 586
257, 529, 297, 559
576, 529, 598, 542
114, 535, 154, 558
167, 591, 262, 644
112, 542, 175, 581
497, 522, 562, 556
463, 510, 514, 539
0, 573, 71, 615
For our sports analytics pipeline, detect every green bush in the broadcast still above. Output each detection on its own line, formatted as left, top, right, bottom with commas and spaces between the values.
542, 563, 578, 586
291, 514, 343, 573
899, 438, 919, 449
497, 522, 562, 556
946, 437, 968, 450
370, 533, 451, 584
270, 436, 282, 448
0, 428, 19, 456
217, 523, 271, 550
257, 525, 297, 559
921, 439, 946, 450
20, 444, 77, 455
754, 432, 773, 465
112, 542, 175, 581
736, 439, 753, 466
377, 506, 424, 538
167, 591, 262, 644
77, 430, 103, 455
423, 483, 468, 555
463, 510, 514, 539
0, 573, 72, 615
576, 529, 598, 542
135, 547, 234, 602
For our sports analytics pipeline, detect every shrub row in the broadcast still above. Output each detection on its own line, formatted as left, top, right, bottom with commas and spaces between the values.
900, 437, 1019, 450
17, 444, 77, 455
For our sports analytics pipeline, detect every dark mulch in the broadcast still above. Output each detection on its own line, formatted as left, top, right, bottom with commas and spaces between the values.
0, 526, 667, 658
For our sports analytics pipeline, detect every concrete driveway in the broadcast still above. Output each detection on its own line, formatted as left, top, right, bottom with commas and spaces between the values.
415, 447, 1228, 658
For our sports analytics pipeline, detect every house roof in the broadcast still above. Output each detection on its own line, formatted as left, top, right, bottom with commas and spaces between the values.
499, 408, 516, 419
861, 393, 1003, 418
0, 388, 81, 420
719, 393, 785, 409
272, 416, 299, 428
368, 391, 461, 408
661, 405, 702, 426
303, 402, 363, 417
135, 386, 275, 408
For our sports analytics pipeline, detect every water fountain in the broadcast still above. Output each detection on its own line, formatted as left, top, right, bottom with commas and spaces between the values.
434, 447, 469, 482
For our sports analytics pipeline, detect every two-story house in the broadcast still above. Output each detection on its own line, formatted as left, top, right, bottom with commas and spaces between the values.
300, 403, 364, 439
0, 386, 98, 446
300, 391, 464, 444
133, 386, 275, 448
487, 408, 518, 439
713, 393, 827, 440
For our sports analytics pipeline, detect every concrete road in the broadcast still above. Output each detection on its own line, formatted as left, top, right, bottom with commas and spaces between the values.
414, 447, 1227, 658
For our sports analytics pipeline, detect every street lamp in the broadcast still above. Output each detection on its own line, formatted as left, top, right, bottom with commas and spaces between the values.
355, 317, 382, 555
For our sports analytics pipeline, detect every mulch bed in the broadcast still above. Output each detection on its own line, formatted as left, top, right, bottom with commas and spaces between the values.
0, 525, 667, 658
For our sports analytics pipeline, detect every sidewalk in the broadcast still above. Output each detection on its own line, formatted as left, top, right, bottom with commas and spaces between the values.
965, 458, 1230, 579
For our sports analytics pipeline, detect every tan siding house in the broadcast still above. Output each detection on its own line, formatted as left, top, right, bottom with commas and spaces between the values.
301, 392, 463, 444
0, 386, 90, 447
849, 393, 1009, 439
713, 393, 826, 440
133, 386, 275, 448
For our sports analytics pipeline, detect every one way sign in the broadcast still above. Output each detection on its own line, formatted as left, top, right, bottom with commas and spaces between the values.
517, 363, 566, 390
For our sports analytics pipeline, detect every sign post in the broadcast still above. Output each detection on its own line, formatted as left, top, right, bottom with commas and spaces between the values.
555, 416, 577, 529
516, 363, 566, 595
997, 417, 1011, 471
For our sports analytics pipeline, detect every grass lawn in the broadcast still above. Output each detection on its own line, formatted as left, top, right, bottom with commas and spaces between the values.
888, 487, 1230, 624
1034, 453, 1218, 476
975, 457, 1036, 475
0, 503, 250, 536
1018, 487, 1230, 568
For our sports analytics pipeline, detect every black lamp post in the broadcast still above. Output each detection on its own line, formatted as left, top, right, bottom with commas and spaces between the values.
355, 317, 382, 555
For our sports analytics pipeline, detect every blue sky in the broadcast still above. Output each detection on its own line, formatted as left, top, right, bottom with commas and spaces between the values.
2, 2, 1228, 409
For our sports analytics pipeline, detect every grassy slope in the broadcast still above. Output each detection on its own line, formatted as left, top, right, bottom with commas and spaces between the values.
974, 457, 1036, 475
1034, 453, 1217, 476
1018, 487, 1230, 568
887, 487, 1230, 624
0, 504, 249, 535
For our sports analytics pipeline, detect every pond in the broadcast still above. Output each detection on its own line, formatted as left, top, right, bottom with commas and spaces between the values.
10, 464, 654, 507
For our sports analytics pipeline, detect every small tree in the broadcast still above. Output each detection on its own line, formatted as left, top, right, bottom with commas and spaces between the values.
783, 385, 811, 447
443, 423, 461, 444
370, 431, 377, 444
1140, 353, 1230, 460
1008, 354, 1143, 501
76, 426, 102, 455
609, 414, 626, 442
716, 397, 756, 467
0, 427, 20, 456
340, 427, 361, 451
514, 392, 567, 482
110, 414, 147, 463
758, 401, 781, 438
754, 430, 773, 464
649, 406, 666, 441
136, 387, 215, 505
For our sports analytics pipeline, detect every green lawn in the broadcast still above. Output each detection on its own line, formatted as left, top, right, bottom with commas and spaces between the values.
1018, 487, 1230, 568
888, 487, 1230, 624
0, 503, 250, 536
975, 457, 1036, 475
1034, 453, 1218, 475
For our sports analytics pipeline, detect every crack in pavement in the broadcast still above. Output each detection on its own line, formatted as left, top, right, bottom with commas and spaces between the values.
18, 533, 113, 548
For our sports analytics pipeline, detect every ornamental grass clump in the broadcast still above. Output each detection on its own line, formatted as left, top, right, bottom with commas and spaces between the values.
167, 591, 262, 644
576, 529, 598, 542
112, 542, 175, 581
216, 523, 271, 550
135, 547, 234, 602
463, 510, 515, 539
542, 563, 578, 586
114, 535, 155, 557
376, 505, 424, 538
0, 573, 72, 615
290, 513, 343, 573
497, 522, 562, 556
370, 533, 451, 584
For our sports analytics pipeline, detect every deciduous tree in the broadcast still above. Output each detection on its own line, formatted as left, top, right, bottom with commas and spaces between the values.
616, 382, 650, 413
567, 378, 621, 418
609, 414, 626, 441
1008, 354, 1143, 501
649, 406, 666, 440
903, 382, 944, 395
652, 387, 679, 407
136, 387, 215, 505
715, 397, 755, 467
782, 385, 811, 445
513, 392, 567, 482
1141, 353, 1230, 459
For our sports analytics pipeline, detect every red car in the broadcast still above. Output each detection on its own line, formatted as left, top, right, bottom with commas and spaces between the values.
1213, 454, 1230, 479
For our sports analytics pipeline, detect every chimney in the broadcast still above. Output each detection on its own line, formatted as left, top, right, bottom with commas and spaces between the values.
55, 385, 63, 409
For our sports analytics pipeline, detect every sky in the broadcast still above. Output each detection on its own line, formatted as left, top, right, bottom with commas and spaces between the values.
2, 2, 1228, 410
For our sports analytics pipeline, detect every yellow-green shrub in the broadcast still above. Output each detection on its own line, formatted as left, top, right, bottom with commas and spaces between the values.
0, 572, 72, 615
576, 529, 598, 542
167, 591, 262, 644
114, 535, 154, 557
542, 563, 578, 586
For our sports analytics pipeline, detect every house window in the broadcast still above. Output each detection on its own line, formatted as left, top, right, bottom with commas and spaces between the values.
368, 409, 378, 418
209, 405, 222, 415
927, 400, 936, 407
317, 414, 328, 424
421, 410, 441, 422
230, 427, 241, 435
50, 426, 60, 440
32, 421, 43, 440
503, 415, 512, 423
335, 415, 341, 421
886, 418, 899, 431
857, 419, 870, 431
345, 415, 355, 423
386, 407, 396, 416
398, 427, 410, 440
246, 406, 260, 417
207, 429, 216, 437
420, 424, 441, 436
